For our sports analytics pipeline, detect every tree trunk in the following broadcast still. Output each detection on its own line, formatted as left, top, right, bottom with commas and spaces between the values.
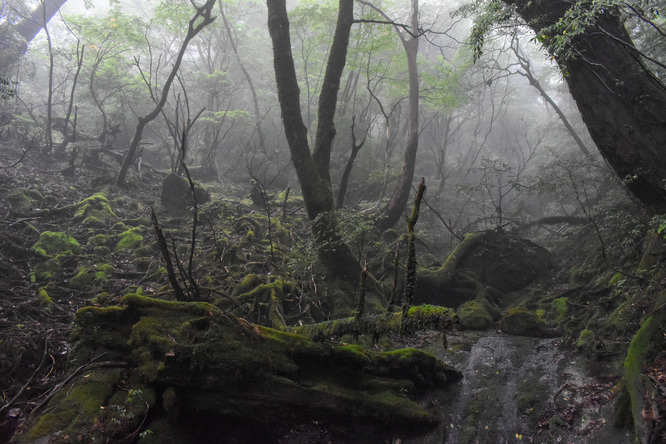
0, 0, 68, 74
267, 0, 360, 280
375, 0, 421, 232
116, 0, 216, 187
504, 0, 666, 211
16, 0, 68, 46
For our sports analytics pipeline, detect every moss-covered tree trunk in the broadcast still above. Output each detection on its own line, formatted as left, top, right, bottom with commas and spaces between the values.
503, 0, 666, 211
267, 0, 360, 279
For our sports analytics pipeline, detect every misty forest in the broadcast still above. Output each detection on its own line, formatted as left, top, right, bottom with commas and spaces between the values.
0, 0, 665, 442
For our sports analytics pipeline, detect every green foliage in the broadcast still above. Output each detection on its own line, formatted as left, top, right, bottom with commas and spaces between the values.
539, 0, 621, 62
462, 0, 515, 62
0, 74, 16, 100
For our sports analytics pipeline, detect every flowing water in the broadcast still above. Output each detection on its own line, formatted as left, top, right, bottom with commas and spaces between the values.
403, 332, 634, 444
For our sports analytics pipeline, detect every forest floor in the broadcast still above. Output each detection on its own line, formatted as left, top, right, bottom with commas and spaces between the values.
0, 144, 665, 443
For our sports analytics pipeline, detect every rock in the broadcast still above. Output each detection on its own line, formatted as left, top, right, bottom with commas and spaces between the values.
160, 173, 210, 215
458, 299, 500, 330
417, 231, 555, 307
457, 232, 554, 292
498, 307, 554, 337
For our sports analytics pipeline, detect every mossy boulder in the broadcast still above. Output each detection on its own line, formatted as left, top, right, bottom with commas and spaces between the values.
33, 231, 81, 257
32, 257, 62, 282
73, 193, 117, 223
160, 173, 210, 215
70, 263, 114, 289
458, 299, 497, 330
21, 294, 461, 442
498, 306, 554, 337
417, 231, 554, 306
116, 227, 143, 251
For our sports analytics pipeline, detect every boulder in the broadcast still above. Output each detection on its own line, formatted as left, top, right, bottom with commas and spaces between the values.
160, 173, 210, 216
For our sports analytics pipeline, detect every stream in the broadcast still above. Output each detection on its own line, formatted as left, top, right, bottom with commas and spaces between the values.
403, 331, 634, 444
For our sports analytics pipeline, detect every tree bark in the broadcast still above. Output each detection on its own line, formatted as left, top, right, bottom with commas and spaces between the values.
268, 0, 360, 280
503, 0, 666, 211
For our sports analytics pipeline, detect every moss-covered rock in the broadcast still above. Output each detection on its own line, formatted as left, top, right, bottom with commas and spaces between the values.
161, 173, 210, 216
33, 231, 81, 257
73, 193, 117, 223
17, 369, 155, 444
458, 299, 495, 330
498, 306, 554, 337
116, 227, 143, 251
32, 257, 62, 282
70, 263, 114, 289
416, 231, 554, 306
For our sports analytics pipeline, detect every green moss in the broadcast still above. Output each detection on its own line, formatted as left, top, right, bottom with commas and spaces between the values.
609, 272, 624, 286
499, 306, 552, 337
116, 227, 144, 251
551, 297, 568, 321
82, 215, 107, 228
93, 246, 112, 257
90, 234, 113, 247
124, 216, 151, 227
33, 231, 81, 257
112, 222, 129, 231
133, 244, 154, 258
622, 316, 657, 435
37, 287, 55, 314
95, 263, 114, 280
457, 300, 494, 330
7, 188, 35, 209
576, 328, 596, 349
606, 300, 634, 334
33, 257, 62, 281
73, 193, 117, 222
230, 274, 262, 297
70, 267, 95, 289
24, 369, 121, 442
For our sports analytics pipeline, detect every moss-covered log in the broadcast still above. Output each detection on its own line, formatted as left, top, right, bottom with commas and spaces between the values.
292, 304, 459, 343
17, 294, 461, 443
